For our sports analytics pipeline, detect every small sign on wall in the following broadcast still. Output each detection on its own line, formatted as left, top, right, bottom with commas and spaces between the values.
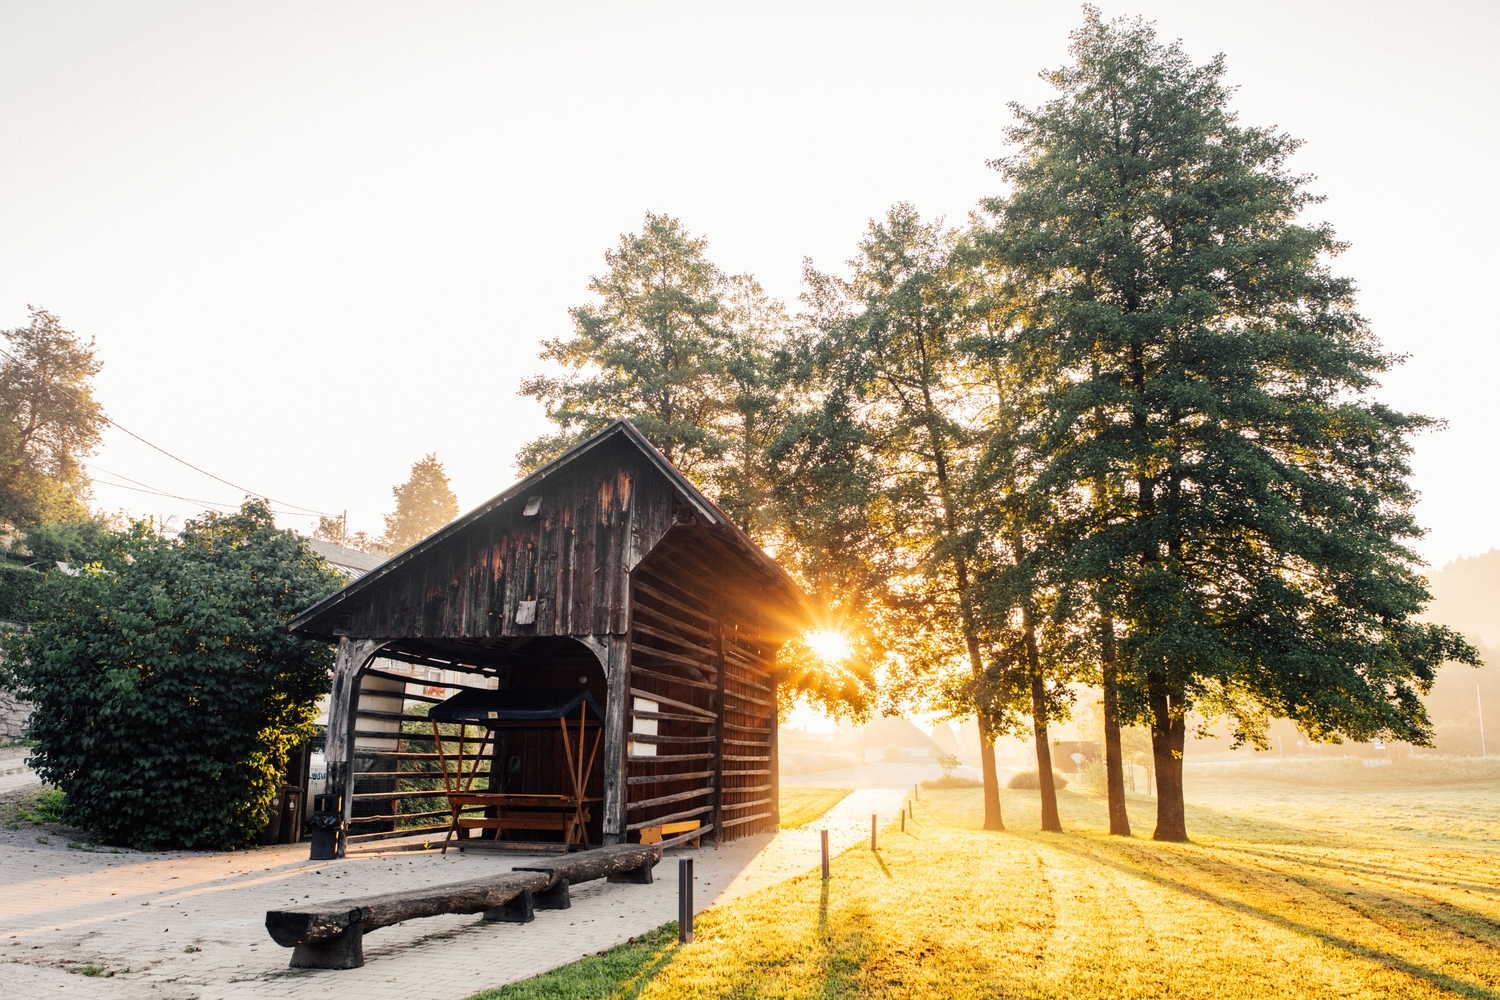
630, 697, 658, 757
515, 600, 537, 624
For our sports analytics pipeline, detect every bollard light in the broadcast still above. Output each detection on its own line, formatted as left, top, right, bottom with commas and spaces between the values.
678, 858, 694, 944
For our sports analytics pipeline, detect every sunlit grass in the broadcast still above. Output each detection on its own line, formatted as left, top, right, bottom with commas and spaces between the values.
473, 775, 1500, 999
778, 786, 853, 829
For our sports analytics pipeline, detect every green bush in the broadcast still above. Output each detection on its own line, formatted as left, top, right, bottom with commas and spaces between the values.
0, 562, 40, 622
3, 501, 342, 850
1006, 769, 1069, 790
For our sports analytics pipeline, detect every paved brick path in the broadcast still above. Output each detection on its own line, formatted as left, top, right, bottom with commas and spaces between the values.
0, 788, 905, 999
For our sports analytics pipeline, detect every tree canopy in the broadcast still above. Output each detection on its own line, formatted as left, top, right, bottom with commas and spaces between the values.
980, 8, 1479, 839
0, 307, 105, 528
381, 453, 460, 551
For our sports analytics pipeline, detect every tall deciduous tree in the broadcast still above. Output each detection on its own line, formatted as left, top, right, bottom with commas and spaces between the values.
0, 307, 105, 527
984, 9, 1478, 841
800, 204, 1007, 830
381, 454, 459, 551
519, 212, 735, 476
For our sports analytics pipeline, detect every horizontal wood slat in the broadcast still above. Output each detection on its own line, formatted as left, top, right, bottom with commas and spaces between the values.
626, 804, 713, 832
631, 601, 718, 643
626, 786, 715, 812
630, 666, 716, 693
628, 752, 715, 764
720, 811, 775, 830
632, 580, 714, 622
721, 796, 774, 813
627, 687, 716, 719
627, 769, 715, 786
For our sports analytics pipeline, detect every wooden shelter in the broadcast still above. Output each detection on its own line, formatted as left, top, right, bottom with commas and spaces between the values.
288, 420, 810, 854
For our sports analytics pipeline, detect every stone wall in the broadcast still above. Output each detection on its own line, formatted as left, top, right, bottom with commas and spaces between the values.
0, 687, 29, 742
0, 640, 29, 742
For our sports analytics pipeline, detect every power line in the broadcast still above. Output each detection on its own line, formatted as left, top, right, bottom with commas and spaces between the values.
0, 345, 340, 518
90, 474, 319, 520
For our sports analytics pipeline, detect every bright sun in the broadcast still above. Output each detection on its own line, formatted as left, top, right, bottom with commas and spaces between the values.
806, 629, 851, 664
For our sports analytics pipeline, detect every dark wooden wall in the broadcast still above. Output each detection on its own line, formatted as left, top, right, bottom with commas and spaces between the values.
624, 532, 781, 845
312, 437, 678, 640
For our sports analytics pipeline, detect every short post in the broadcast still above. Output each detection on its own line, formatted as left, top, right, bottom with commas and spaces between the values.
901, 810, 906, 833
871, 814, 877, 851
820, 829, 830, 880
678, 857, 694, 944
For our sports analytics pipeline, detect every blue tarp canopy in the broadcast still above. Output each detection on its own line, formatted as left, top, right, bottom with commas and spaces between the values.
427, 688, 603, 726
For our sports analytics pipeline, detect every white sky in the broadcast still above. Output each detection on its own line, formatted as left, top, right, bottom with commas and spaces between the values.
2, 1, 1496, 568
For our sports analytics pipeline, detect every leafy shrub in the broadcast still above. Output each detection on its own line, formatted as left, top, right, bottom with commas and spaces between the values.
0, 562, 40, 622
1007, 769, 1070, 790
921, 774, 982, 790
883, 744, 903, 763
4, 501, 342, 850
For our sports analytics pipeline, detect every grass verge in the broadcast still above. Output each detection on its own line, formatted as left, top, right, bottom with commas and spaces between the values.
778, 786, 853, 829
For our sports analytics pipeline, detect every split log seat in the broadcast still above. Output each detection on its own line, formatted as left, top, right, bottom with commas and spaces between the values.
264, 843, 662, 969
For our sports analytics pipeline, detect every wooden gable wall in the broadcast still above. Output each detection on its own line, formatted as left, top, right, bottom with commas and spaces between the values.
322, 438, 679, 640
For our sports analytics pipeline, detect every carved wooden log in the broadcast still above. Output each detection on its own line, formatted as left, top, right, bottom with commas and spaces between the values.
266, 870, 549, 949
516, 843, 661, 888
265, 844, 663, 969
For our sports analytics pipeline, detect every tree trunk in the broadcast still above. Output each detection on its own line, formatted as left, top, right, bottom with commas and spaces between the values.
964, 634, 1004, 831
975, 714, 1003, 831
1148, 671, 1188, 842
1100, 616, 1130, 836
1025, 626, 1062, 833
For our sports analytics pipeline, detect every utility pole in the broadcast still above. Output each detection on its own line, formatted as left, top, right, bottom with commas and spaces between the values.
1480, 683, 1488, 758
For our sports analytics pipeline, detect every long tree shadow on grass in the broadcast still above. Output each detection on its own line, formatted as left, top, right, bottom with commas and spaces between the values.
1038, 834, 1500, 1000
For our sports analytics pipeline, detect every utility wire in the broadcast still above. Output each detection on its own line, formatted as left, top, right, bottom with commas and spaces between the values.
89, 467, 318, 519
0, 345, 340, 518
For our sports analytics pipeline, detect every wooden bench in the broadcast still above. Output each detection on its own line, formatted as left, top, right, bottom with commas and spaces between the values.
264, 843, 661, 969
638, 819, 701, 847
444, 793, 599, 852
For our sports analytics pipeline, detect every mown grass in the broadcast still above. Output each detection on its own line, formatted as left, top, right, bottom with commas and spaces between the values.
779, 786, 853, 829
472, 773, 1500, 1000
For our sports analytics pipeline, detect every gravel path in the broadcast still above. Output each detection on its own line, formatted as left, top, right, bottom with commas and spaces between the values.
0, 787, 904, 1000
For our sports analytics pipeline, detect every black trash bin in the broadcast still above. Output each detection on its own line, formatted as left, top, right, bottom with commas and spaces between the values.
309, 794, 343, 861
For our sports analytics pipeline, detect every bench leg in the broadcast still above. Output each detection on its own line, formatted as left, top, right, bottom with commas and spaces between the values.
606, 857, 656, 885
534, 878, 571, 910
483, 889, 535, 923
290, 920, 364, 970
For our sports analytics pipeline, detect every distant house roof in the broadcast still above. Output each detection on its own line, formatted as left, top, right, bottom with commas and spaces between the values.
306, 538, 385, 578
858, 716, 937, 751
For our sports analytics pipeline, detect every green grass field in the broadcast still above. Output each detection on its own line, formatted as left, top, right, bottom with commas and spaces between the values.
472, 763, 1499, 1000
778, 786, 854, 829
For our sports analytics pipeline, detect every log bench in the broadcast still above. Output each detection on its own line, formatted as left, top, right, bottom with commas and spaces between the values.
264, 843, 662, 969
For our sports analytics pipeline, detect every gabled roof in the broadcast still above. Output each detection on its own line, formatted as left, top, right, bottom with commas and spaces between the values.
288, 419, 809, 635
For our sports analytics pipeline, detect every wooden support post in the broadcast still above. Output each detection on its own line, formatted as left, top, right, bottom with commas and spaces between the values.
290, 919, 364, 970
602, 633, 630, 845
713, 621, 726, 845
769, 674, 780, 829
871, 814, 877, 851
483, 890, 534, 923
533, 879, 571, 910
821, 828, 829, 880
678, 857, 694, 943
324, 638, 380, 860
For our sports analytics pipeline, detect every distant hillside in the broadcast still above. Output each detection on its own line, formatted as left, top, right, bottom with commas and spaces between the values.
1421, 551, 1499, 753
1425, 548, 1500, 645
